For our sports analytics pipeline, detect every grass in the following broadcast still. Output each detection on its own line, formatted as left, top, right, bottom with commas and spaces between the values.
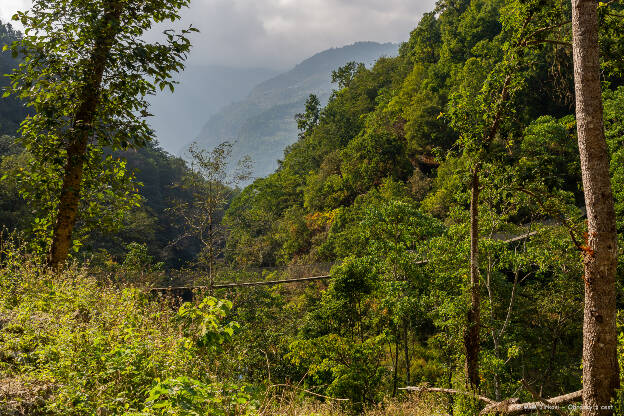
0, 241, 450, 415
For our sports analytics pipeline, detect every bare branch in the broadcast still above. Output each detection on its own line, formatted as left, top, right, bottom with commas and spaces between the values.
497, 267, 519, 340
522, 20, 571, 41
520, 379, 568, 416
479, 390, 582, 415
400, 385, 581, 415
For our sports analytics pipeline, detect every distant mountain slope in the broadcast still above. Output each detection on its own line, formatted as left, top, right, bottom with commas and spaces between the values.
0, 21, 28, 136
147, 65, 279, 152
194, 41, 399, 180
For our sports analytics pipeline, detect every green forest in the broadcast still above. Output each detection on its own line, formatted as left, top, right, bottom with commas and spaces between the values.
0, 0, 624, 415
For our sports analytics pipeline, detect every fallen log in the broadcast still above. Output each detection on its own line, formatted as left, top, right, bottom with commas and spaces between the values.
479, 390, 582, 415
519, 379, 567, 416
400, 385, 582, 415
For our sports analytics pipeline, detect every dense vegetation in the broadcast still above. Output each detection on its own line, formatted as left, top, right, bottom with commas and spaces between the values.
0, 17, 208, 270
1, 0, 624, 415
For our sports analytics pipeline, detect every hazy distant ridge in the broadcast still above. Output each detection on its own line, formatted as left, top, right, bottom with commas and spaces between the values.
195, 41, 399, 180
147, 65, 279, 153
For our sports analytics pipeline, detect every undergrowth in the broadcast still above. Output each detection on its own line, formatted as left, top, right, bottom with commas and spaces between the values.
0, 239, 252, 415
0, 239, 449, 415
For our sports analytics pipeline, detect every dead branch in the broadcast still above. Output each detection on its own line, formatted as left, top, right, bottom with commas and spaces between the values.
401, 385, 582, 415
520, 379, 567, 416
480, 390, 582, 415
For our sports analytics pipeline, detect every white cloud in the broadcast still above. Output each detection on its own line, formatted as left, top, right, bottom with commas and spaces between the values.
2, 0, 436, 69
0, 0, 30, 29
186, 0, 435, 68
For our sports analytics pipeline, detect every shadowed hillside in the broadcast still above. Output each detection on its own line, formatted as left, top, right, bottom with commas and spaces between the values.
147, 65, 279, 152
0, 21, 28, 135
195, 41, 399, 180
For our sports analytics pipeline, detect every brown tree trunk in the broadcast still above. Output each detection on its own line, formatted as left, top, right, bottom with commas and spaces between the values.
403, 320, 411, 385
393, 328, 399, 397
48, 1, 123, 269
209, 211, 215, 288
570, 1, 620, 414
464, 167, 481, 391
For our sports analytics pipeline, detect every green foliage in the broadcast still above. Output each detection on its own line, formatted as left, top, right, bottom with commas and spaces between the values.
6, 0, 195, 151
17, 149, 143, 255
117, 242, 164, 284
295, 94, 321, 139
331, 61, 366, 90
288, 334, 387, 409
516, 115, 579, 192
616, 312, 624, 414
141, 376, 252, 416
604, 87, 624, 234
0, 136, 32, 231
4, 0, 624, 413
218, 0, 624, 409
0, 238, 250, 415
177, 297, 239, 350
0, 20, 28, 136
3, 0, 196, 255
0, 135, 212, 269
104, 143, 206, 268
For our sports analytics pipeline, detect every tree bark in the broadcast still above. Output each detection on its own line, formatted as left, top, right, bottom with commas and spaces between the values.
48, 1, 123, 269
464, 167, 481, 391
403, 320, 411, 385
393, 328, 399, 397
570, 1, 620, 414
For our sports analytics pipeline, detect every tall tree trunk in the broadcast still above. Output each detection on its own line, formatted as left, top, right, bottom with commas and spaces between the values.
464, 167, 481, 391
403, 320, 411, 385
393, 328, 399, 397
570, 1, 619, 414
48, 1, 123, 269
448, 354, 455, 416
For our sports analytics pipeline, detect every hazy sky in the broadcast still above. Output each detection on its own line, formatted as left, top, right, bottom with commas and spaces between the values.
1, 0, 436, 69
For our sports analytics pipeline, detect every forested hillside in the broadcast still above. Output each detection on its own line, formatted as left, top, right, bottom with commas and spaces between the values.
0, 22, 28, 135
221, 0, 624, 409
196, 41, 399, 180
1, 0, 624, 415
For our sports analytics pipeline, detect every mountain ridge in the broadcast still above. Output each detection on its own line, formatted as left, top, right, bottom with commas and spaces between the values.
192, 41, 399, 180
148, 64, 280, 152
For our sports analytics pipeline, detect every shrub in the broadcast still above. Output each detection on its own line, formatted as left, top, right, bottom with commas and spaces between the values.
0, 239, 252, 415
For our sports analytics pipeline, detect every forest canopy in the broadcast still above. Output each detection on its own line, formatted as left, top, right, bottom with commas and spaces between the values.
1, 0, 624, 415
